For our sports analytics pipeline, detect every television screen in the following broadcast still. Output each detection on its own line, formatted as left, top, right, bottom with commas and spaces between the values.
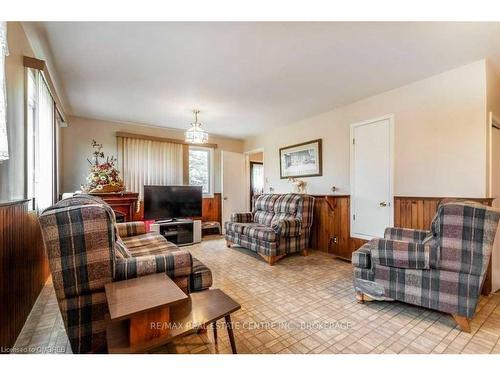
144, 185, 203, 220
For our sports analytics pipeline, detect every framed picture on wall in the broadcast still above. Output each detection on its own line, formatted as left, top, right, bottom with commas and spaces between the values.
279, 139, 322, 179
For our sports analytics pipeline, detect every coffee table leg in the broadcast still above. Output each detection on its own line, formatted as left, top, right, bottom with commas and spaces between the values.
224, 315, 237, 354
212, 321, 218, 344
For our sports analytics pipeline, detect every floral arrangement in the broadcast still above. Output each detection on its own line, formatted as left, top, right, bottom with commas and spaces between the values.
81, 140, 125, 193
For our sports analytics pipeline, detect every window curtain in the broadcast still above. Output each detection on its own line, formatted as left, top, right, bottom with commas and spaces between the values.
117, 137, 183, 199
35, 77, 55, 210
0, 22, 9, 162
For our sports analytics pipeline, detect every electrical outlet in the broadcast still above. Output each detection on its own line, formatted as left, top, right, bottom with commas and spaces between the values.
333, 236, 338, 244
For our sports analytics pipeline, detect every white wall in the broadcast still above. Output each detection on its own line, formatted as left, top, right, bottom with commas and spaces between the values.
61, 116, 244, 194
245, 60, 489, 197
486, 61, 500, 293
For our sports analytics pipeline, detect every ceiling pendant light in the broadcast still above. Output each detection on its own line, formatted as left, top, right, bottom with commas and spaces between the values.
185, 109, 208, 144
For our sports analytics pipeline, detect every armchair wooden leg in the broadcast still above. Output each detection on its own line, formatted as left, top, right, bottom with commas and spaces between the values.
259, 253, 286, 266
355, 291, 365, 304
226, 240, 233, 248
452, 314, 471, 333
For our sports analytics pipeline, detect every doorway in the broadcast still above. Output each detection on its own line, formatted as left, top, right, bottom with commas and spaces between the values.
350, 114, 394, 240
247, 151, 264, 210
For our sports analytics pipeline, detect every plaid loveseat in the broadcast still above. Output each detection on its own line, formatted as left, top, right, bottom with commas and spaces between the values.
352, 201, 500, 330
38, 195, 212, 353
225, 194, 315, 265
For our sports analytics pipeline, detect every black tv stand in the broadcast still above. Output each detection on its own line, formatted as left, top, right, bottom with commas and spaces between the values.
150, 219, 201, 246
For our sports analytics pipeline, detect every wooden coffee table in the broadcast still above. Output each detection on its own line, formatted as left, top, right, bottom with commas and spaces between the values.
105, 274, 241, 353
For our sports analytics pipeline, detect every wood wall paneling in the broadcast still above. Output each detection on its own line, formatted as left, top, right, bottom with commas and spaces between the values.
0, 200, 50, 350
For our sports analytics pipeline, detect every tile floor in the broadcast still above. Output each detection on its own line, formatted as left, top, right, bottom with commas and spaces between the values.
13, 236, 500, 354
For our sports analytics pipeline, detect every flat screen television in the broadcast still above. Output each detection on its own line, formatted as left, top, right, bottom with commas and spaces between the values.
144, 185, 203, 220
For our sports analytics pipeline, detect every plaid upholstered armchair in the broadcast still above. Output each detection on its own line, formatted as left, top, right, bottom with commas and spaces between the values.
352, 201, 500, 332
225, 194, 315, 265
38, 195, 211, 353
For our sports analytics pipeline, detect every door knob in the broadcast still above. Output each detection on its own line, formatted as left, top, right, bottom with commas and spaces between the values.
223, 197, 228, 200
379, 201, 387, 207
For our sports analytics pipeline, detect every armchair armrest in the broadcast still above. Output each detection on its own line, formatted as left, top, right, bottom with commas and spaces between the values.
271, 218, 302, 237
370, 238, 439, 270
115, 221, 146, 238
384, 227, 431, 243
114, 250, 192, 281
230, 212, 253, 223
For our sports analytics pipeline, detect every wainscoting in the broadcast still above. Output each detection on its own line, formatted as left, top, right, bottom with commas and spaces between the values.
0, 200, 49, 350
309, 195, 494, 294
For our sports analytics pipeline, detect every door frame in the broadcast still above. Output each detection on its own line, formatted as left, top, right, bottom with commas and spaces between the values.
244, 148, 265, 212
350, 114, 395, 240
249, 161, 264, 209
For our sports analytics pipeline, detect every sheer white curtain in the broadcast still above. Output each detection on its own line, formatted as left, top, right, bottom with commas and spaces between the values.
0, 22, 9, 162
35, 77, 55, 210
117, 137, 183, 199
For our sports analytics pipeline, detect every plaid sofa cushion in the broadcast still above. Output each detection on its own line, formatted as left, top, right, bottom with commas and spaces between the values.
116, 221, 146, 238
230, 212, 253, 223
243, 224, 277, 242
39, 204, 115, 301
384, 227, 431, 243
254, 210, 275, 226
121, 232, 166, 249
274, 193, 302, 215
127, 240, 181, 257
271, 218, 302, 237
225, 221, 254, 234
114, 250, 193, 280
253, 194, 278, 212
253, 194, 278, 225
370, 239, 439, 270
430, 202, 500, 275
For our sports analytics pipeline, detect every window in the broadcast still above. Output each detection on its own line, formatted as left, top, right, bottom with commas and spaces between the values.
26, 68, 56, 211
188, 146, 214, 197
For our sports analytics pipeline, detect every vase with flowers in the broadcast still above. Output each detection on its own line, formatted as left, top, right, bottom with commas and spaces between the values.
81, 140, 125, 193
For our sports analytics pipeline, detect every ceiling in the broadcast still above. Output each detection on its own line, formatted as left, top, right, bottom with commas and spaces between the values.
31, 22, 500, 139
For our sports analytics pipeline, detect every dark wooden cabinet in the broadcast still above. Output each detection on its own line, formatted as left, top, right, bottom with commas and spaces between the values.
90, 192, 139, 222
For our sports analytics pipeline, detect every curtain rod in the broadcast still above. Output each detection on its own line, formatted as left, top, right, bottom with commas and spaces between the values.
116, 131, 218, 149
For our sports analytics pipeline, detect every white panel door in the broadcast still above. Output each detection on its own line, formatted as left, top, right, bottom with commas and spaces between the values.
351, 116, 393, 240
221, 150, 247, 234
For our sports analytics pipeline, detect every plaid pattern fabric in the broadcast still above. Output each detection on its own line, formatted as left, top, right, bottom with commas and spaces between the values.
431, 201, 500, 276
58, 292, 109, 354
352, 202, 500, 319
271, 218, 302, 237
190, 257, 213, 292
384, 227, 431, 243
225, 221, 253, 234
39, 204, 115, 353
230, 212, 253, 223
225, 194, 315, 260
253, 194, 278, 225
352, 243, 371, 269
39, 196, 213, 353
226, 231, 278, 256
116, 221, 146, 238
243, 224, 277, 242
114, 251, 192, 280
121, 232, 170, 249
370, 239, 439, 270
115, 240, 132, 258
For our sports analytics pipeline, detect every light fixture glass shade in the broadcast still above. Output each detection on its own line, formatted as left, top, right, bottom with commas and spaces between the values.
185, 110, 209, 144
185, 122, 209, 144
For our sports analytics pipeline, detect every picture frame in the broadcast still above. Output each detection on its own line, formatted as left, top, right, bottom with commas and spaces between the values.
279, 139, 322, 179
